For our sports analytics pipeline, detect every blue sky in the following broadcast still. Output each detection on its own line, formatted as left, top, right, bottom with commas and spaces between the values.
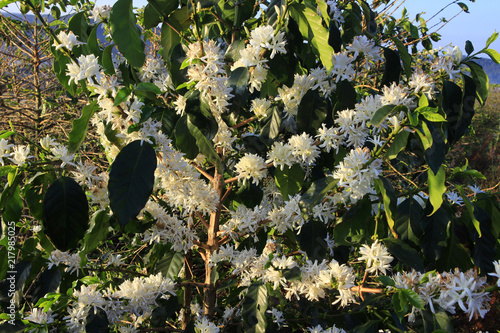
4, 0, 499, 54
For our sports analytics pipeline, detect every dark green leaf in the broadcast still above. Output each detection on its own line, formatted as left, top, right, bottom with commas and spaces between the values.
32, 269, 61, 305
386, 130, 409, 159
375, 178, 397, 236
68, 12, 89, 43
42, 177, 89, 251
380, 47, 401, 87
383, 238, 424, 272
114, 87, 132, 106
108, 141, 157, 227
395, 198, 425, 245
401, 288, 424, 309
260, 106, 281, 141
465, 40, 474, 55
288, 2, 334, 71
242, 283, 268, 333
391, 38, 411, 79
161, 21, 182, 64
88, 25, 101, 57
335, 80, 357, 111
85, 307, 109, 333
1, 184, 22, 224
236, 182, 263, 208
464, 61, 489, 105
299, 219, 327, 260
422, 206, 450, 263
370, 104, 394, 127
300, 177, 338, 208
82, 210, 111, 254
68, 100, 98, 153
456, 2, 469, 13
136, 82, 163, 95
110, 0, 145, 68
274, 164, 305, 199
155, 251, 184, 280
423, 122, 446, 175
297, 90, 329, 136
144, 4, 162, 29
102, 45, 116, 75
328, 22, 342, 53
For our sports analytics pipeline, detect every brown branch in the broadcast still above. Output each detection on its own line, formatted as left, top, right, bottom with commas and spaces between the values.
230, 116, 257, 130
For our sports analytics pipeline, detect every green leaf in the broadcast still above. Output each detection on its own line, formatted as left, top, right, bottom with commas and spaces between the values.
401, 288, 425, 309
144, 4, 162, 29
114, 87, 132, 106
0, 0, 17, 9
242, 283, 268, 333
82, 210, 111, 254
288, 2, 334, 71
102, 45, 116, 75
419, 109, 446, 122
42, 177, 89, 251
464, 61, 489, 105
68, 12, 89, 43
370, 104, 394, 127
485, 31, 499, 48
135, 82, 163, 95
392, 291, 409, 322
147, 0, 179, 17
155, 251, 184, 280
465, 40, 474, 55
391, 37, 411, 79
480, 48, 500, 64
299, 219, 328, 260
423, 122, 446, 175
375, 276, 395, 287
297, 90, 329, 136
236, 182, 263, 208
110, 0, 145, 68
383, 238, 424, 272
456, 2, 469, 13
386, 130, 409, 160
374, 178, 397, 237
1, 185, 22, 224
68, 100, 98, 153
274, 164, 305, 199
88, 25, 102, 57
427, 167, 446, 215
85, 307, 109, 333
108, 141, 157, 227
300, 177, 338, 208
380, 47, 401, 87
161, 21, 182, 63
422, 205, 450, 262
260, 106, 281, 141
395, 198, 425, 245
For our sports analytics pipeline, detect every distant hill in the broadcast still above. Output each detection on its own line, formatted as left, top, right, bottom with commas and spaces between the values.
474, 58, 500, 85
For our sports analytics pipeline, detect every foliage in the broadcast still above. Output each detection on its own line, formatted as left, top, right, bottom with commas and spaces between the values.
0, 0, 500, 332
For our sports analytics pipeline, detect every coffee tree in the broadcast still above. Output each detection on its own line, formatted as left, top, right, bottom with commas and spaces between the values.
1, 0, 500, 331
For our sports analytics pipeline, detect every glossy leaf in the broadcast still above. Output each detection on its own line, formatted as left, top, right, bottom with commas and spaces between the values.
370, 104, 394, 127
480, 48, 500, 64
391, 37, 411, 79
110, 0, 145, 68
155, 251, 184, 280
108, 141, 157, 227
300, 177, 338, 208
375, 178, 397, 237
68, 100, 98, 153
465, 40, 474, 55
102, 44, 116, 75
288, 2, 334, 71
82, 210, 111, 254
260, 106, 281, 141
297, 90, 329, 135
42, 177, 89, 251
427, 167, 446, 215
274, 164, 305, 199
485, 31, 499, 48
463, 61, 488, 105
386, 130, 409, 160
383, 238, 424, 272
242, 283, 268, 333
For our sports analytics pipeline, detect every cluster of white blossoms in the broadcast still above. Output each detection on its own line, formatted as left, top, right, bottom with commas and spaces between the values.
265, 132, 321, 171
47, 250, 83, 276
234, 153, 268, 185
24, 308, 56, 325
64, 273, 176, 331
140, 56, 174, 93
333, 147, 382, 202
358, 240, 394, 275
307, 324, 347, 333
186, 40, 234, 121
89, 5, 111, 24
346, 35, 383, 69
53, 30, 85, 51
141, 200, 199, 253
392, 268, 491, 322
232, 25, 286, 93
67, 54, 103, 85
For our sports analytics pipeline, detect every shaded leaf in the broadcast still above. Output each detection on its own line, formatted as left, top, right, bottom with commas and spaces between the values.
110, 0, 145, 68
300, 177, 338, 208
242, 283, 268, 333
427, 167, 446, 215
155, 251, 184, 280
275, 164, 305, 199
108, 141, 157, 227
383, 238, 424, 272
43, 177, 89, 251
68, 100, 98, 153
